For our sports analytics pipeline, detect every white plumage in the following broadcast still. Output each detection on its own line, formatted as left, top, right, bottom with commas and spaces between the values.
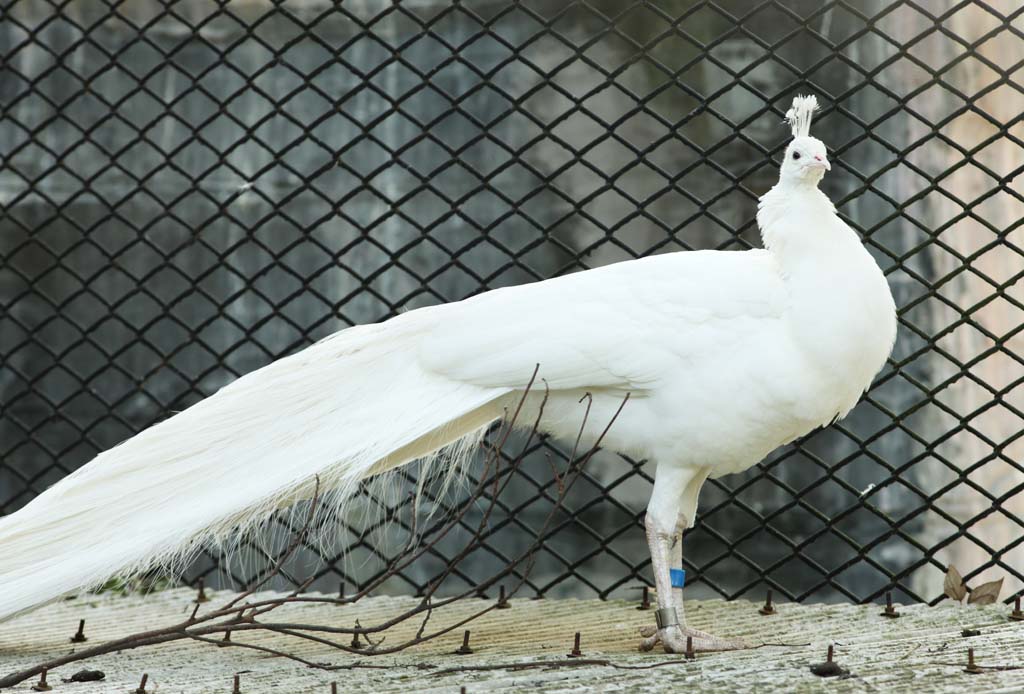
0, 95, 896, 652
785, 94, 819, 138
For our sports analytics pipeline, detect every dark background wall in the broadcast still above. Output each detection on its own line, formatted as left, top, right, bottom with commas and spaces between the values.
1, 0, 1021, 604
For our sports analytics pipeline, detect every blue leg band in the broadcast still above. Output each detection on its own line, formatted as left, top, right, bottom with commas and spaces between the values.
670, 568, 686, 589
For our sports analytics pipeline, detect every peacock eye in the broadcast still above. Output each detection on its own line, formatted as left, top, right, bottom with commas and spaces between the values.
792, 151, 801, 160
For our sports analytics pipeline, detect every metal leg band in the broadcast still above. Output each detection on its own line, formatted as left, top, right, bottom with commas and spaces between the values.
654, 607, 679, 629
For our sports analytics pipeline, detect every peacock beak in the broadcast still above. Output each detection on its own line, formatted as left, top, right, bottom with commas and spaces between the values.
810, 155, 831, 171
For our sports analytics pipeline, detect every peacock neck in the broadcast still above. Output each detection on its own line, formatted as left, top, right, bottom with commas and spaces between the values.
757, 181, 848, 272
756, 178, 897, 391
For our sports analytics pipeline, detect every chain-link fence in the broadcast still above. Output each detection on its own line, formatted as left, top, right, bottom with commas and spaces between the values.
1, 0, 1022, 605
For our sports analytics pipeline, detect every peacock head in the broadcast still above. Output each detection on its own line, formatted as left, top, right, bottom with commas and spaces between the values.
779, 95, 829, 185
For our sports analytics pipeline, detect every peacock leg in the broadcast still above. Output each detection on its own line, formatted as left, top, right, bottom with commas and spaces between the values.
638, 465, 746, 653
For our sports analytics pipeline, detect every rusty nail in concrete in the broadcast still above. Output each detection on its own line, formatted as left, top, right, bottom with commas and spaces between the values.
232, 673, 241, 694
220, 629, 232, 646
964, 647, 983, 674
351, 628, 362, 649
685, 635, 695, 660
460, 688, 467, 694
134, 674, 149, 694
455, 630, 474, 655
339, 581, 345, 600
195, 578, 209, 603
567, 631, 583, 658
496, 585, 510, 609
31, 669, 51, 692
881, 591, 900, 618
759, 589, 776, 615
809, 643, 849, 677
71, 618, 87, 643
1010, 596, 1024, 622
330, 683, 337, 694
637, 586, 651, 611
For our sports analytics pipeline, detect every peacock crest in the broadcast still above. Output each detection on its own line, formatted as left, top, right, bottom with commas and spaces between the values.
785, 95, 819, 139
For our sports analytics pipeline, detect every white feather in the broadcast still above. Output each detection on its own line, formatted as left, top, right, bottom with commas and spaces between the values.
785, 94, 819, 139
0, 313, 510, 621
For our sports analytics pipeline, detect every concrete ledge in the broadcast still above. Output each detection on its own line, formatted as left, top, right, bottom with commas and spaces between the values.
0, 588, 1021, 692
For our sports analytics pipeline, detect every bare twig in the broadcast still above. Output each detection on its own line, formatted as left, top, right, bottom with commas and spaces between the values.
430, 657, 704, 676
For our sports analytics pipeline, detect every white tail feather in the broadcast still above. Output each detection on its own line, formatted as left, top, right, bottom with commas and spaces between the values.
785, 94, 819, 138
0, 310, 509, 621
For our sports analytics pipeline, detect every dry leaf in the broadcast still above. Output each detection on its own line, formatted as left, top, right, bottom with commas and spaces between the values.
968, 577, 1003, 605
944, 565, 967, 602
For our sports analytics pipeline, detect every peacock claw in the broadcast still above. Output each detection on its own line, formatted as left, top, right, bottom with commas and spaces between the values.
638, 625, 748, 654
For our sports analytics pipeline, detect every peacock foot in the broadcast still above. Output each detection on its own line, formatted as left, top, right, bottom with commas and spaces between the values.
638, 624, 748, 654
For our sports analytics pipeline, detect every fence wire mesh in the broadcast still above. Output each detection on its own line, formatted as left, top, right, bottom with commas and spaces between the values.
1, 0, 1022, 605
